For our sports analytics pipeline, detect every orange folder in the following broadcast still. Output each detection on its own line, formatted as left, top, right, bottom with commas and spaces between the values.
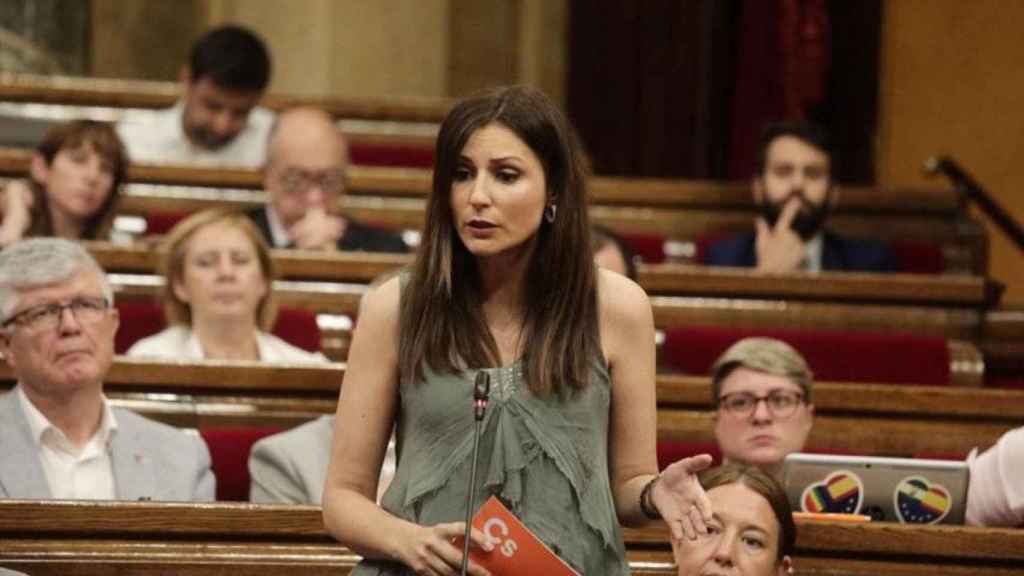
467, 496, 581, 576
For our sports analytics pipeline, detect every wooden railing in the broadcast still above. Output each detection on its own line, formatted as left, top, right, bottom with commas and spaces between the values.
0, 73, 453, 122
1, 500, 1021, 575
1, 359, 1016, 455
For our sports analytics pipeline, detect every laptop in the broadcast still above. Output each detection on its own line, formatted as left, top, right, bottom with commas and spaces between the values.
781, 453, 970, 525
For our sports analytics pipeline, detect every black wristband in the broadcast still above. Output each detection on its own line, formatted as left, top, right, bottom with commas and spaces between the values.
640, 475, 662, 520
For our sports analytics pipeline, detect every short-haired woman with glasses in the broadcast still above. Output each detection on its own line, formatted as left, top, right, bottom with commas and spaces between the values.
710, 338, 815, 478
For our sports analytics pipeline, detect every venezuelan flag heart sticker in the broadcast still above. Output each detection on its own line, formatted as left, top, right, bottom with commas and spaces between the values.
800, 470, 864, 514
894, 476, 952, 524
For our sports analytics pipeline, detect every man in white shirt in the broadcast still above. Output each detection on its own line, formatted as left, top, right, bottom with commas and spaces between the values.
115, 25, 273, 167
0, 238, 214, 501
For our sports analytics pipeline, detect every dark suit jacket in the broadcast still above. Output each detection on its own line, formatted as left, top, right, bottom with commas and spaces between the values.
245, 207, 408, 253
703, 230, 898, 272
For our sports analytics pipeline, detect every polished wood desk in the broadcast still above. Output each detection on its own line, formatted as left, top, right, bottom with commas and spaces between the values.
0, 146, 963, 213
86, 242, 998, 308
0, 73, 452, 122
1, 359, 1015, 454
1, 500, 1021, 576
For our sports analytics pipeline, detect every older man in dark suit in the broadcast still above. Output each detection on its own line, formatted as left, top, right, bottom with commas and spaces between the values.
246, 107, 408, 254
0, 238, 214, 501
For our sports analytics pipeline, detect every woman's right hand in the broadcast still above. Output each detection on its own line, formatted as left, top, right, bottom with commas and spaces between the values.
0, 179, 34, 245
398, 521, 494, 576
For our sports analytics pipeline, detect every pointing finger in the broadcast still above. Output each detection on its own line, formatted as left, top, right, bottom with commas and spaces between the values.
775, 199, 801, 233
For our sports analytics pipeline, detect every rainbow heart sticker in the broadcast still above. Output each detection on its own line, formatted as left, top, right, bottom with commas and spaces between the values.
894, 476, 952, 524
800, 470, 864, 514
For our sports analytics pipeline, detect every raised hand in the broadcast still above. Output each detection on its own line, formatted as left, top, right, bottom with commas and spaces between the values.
651, 454, 714, 541
0, 179, 35, 246
754, 199, 805, 273
287, 206, 345, 250
398, 521, 494, 576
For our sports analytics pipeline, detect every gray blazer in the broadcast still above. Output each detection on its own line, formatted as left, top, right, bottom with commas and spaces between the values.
0, 389, 215, 501
249, 415, 335, 505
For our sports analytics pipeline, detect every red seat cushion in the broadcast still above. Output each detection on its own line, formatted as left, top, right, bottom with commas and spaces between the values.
889, 240, 944, 274
987, 377, 1024, 389
619, 232, 667, 264
663, 325, 951, 385
144, 211, 191, 236
200, 427, 283, 501
349, 142, 435, 169
114, 301, 167, 354
115, 301, 321, 354
270, 308, 322, 353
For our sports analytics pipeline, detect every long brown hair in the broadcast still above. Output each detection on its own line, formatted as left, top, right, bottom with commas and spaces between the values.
29, 120, 128, 240
399, 85, 597, 397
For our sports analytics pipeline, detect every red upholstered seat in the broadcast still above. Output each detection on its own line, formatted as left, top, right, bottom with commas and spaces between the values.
619, 232, 667, 264
270, 308, 321, 353
200, 427, 283, 501
889, 240, 944, 274
662, 325, 951, 386
113, 301, 167, 354
349, 143, 435, 169
987, 377, 1024, 389
114, 302, 322, 354
144, 211, 191, 236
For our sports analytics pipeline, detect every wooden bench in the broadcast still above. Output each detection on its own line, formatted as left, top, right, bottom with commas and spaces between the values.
1, 500, 1021, 576
2, 359, 1016, 456
0, 147, 989, 272
0, 73, 452, 122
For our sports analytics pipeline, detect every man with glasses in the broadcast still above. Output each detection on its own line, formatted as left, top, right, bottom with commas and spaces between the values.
246, 107, 408, 252
0, 238, 215, 501
711, 337, 815, 478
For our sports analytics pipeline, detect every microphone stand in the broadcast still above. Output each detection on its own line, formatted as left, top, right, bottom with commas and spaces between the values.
460, 371, 491, 576
925, 155, 1024, 251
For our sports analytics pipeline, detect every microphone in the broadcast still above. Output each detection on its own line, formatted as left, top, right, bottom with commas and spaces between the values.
460, 371, 491, 576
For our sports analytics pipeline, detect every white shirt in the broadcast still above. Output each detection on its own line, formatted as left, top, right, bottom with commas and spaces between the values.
17, 386, 118, 500
802, 233, 824, 272
126, 325, 328, 364
115, 100, 274, 168
966, 427, 1024, 526
264, 205, 291, 248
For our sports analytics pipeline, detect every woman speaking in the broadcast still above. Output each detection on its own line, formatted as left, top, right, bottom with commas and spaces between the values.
322, 86, 711, 575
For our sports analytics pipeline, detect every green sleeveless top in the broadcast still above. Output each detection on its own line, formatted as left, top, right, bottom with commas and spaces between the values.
351, 358, 630, 575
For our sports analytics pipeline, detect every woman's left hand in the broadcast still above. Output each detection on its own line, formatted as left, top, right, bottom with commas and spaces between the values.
651, 454, 714, 541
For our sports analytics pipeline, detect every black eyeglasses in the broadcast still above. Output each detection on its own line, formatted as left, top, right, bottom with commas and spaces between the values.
718, 390, 805, 420
278, 168, 346, 197
2, 297, 110, 332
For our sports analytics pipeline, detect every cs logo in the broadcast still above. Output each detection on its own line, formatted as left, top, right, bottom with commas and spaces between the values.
482, 517, 518, 557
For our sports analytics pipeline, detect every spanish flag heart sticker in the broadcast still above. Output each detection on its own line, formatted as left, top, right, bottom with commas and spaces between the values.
800, 470, 864, 515
894, 476, 952, 524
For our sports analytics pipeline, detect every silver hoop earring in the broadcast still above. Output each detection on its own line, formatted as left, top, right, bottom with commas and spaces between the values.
544, 204, 557, 223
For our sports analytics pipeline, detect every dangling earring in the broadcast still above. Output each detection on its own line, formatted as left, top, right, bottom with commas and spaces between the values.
544, 204, 557, 223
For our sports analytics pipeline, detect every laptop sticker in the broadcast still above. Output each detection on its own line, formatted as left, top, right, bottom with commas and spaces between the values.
894, 476, 952, 524
800, 470, 864, 514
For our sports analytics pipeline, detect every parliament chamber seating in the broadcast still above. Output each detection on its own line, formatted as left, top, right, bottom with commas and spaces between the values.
113, 301, 323, 354
1, 499, 1021, 576
662, 324, 955, 386
694, 230, 947, 274
199, 427, 283, 501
